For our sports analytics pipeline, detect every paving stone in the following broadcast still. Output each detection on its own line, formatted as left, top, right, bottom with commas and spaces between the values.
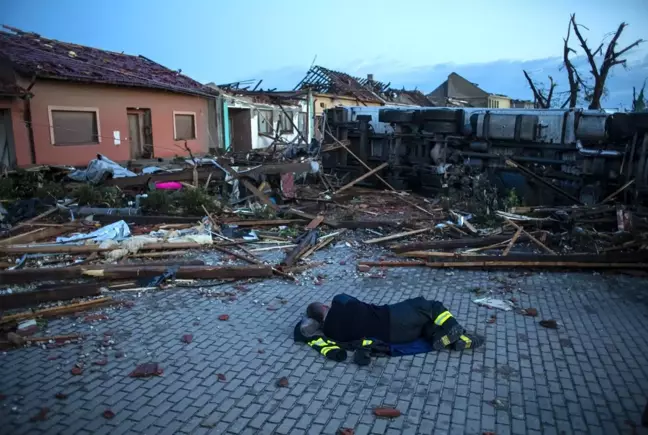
0, 263, 646, 435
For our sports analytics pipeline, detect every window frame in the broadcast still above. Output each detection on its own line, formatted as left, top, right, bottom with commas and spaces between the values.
48, 106, 101, 146
279, 111, 294, 133
173, 111, 197, 141
258, 109, 274, 135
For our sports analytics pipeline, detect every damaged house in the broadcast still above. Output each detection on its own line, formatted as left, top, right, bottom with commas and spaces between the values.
0, 26, 219, 168
428, 72, 517, 108
208, 83, 310, 152
294, 65, 432, 140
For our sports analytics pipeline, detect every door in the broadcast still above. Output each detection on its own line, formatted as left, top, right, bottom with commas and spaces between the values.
127, 109, 153, 159
0, 110, 16, 169
128, 112, 142, 159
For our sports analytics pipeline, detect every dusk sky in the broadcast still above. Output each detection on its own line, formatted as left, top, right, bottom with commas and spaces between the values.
4, 0, 648, 107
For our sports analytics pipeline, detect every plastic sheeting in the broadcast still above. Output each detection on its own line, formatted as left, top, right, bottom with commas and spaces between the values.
68, 155, 136, 184
56, 220, 131, 244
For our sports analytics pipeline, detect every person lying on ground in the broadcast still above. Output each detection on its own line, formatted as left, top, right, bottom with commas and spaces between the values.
293, 293, 483, 364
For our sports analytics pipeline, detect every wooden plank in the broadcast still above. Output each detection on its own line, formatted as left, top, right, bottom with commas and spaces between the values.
600, 179, 635, 204
0, 225, 79, 246
0, 297, 115, 324
217, 159, 279, 211
363, 228, 431, 245
391, 235, 531, 253
302, 236, 335, 259
424, 262, 648, 269
0, 282, 103, 310
505, 158, 583, 205
333, 162, 389, 195
0, 263, 268, 285
0, 241, 208, 255
8, 199, 74, 235
325, 134, 396, 191
222, 219, 307, 227
504, 219, 556, 255
502, 227, 523, 256
305, 215, 325, 230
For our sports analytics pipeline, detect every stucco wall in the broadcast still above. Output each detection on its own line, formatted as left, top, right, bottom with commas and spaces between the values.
9, 80, 211, 166
488, 95, 512, 109
313, 94, 383, 115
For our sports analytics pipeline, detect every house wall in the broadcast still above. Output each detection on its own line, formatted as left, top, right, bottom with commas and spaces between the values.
226, 96, 308, 150
487, 95, 512, 109
8, 80, 211, 166
313, 94, 383, 115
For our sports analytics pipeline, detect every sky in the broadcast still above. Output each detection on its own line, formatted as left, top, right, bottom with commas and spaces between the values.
4, 0, 648, 108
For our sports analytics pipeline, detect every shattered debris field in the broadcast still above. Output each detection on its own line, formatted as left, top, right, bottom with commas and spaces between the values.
0, 155, 647, 434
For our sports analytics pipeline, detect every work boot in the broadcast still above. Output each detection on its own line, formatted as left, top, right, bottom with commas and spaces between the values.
430, 324, 463, 351
451, 332, 484, 351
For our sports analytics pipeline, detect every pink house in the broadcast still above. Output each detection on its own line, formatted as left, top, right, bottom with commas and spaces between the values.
0, 26, 220, 168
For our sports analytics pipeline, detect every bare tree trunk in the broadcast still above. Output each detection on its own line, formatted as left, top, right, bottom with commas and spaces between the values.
523, 71, 555, 108
563, 15, 580, 108
570, 15, 643, 110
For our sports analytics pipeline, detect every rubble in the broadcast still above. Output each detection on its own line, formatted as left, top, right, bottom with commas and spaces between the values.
0, 123, 646, 364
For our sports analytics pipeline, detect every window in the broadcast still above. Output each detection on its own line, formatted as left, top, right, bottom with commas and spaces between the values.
49, 107, 99, 145
279, 112, 293, 133
174, 112, 196, 140
297, 112, 307, 134
258, 109, 274, 134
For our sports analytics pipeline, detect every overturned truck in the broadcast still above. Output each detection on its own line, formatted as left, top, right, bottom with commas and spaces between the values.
322, 106, 648, 205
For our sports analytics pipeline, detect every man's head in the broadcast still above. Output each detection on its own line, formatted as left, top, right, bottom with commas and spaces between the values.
306, 302, 328, 324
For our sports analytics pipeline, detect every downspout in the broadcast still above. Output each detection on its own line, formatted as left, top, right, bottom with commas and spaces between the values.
23, 95, 36, 164
222, 98, 230, 151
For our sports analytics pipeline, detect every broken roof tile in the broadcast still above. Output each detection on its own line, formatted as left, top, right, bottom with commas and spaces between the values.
0, 25, 217, 97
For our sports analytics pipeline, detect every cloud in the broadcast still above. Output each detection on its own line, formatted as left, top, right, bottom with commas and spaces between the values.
247, 51, 648, 109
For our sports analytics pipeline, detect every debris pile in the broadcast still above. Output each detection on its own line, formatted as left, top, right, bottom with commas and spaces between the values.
0, 144, 646, 349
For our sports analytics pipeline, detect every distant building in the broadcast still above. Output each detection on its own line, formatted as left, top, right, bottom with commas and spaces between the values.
427, 72, 512, 108
0, 25, 219, 167
511, 99, 536, 109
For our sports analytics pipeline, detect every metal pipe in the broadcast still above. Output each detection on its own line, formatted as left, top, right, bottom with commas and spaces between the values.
576, 140, 623, 157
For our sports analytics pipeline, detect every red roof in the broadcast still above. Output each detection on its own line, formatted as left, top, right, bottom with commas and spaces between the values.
0, 25, 216, 97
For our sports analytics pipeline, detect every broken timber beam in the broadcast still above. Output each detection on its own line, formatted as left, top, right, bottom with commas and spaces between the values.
424, 261, 648, 270
217, 159, 279, 211
502, 228, 523, 256
391, 235, 532, 253
333, 162, 389, 195
364, 228, 431, 245
0, 282, 103, 310
0, 264, 272, 285
0, 242, 209, 255
282, 229, 318, 267
505, 158, 583, 205
325, 131, 396, 191
504, 219, 556, 255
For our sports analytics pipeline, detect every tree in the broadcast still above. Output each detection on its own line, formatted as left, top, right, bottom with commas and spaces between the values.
570, 14, 644, 110
522, 14, 643, 109
522, 71, 556, 108
632, 81, 647, 112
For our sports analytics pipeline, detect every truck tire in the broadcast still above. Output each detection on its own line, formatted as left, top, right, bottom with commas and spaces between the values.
379, 110, 414, 123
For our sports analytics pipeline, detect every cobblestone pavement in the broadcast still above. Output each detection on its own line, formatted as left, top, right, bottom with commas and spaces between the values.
2, 247, 648, 435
